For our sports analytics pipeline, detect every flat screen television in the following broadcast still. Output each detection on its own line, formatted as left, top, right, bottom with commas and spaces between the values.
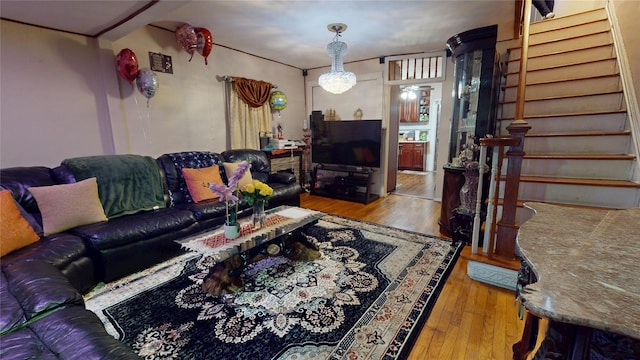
311, 119, 382, 168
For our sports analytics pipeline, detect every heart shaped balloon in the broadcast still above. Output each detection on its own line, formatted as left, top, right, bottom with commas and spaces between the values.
176, 23, 197, 61
116, 48, 138, 84
196, 27, 213, 65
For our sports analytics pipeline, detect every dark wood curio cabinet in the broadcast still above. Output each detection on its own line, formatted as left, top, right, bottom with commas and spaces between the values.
439, 24, 501, 238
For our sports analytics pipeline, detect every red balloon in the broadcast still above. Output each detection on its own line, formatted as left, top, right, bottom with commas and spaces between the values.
176, 23, 197, 61
116, 48, 138, 84
196, 27, 213, 65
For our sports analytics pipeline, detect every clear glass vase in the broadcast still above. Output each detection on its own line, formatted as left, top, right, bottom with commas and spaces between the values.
252, 201, 267, 229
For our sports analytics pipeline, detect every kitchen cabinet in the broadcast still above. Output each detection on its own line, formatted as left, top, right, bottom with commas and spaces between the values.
400, 87, 430, 122
398, 142, 425, 171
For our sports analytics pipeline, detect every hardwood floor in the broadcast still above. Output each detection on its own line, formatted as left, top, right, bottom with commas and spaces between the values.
393, 171, 437, 199
300, 193, 525, 359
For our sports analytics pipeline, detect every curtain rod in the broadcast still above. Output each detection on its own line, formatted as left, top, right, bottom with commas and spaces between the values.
217, 75, 278, 89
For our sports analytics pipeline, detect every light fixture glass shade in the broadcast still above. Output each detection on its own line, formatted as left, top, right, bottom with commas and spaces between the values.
319, 71, 356, 94
319, 37, 356, 94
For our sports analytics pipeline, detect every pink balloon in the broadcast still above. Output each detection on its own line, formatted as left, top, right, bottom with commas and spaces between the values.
176, 23, 197, 61
116, 48, 138, 84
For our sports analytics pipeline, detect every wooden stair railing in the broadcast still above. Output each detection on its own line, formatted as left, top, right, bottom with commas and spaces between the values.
471, 127, 529, 260
470, 0, 533, 261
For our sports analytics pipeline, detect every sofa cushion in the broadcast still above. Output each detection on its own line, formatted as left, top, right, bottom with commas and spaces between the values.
0, 271, 26, 334
27, 306, 140, 359
2, 261, 83, 320
0, 326, 59, 359
181, 165, 224, 202
28, 178, 108, 236
174, 198, 229, 222
70, 208, 197, 251
158, 151, 225, 205
0, 190, 40, 257
2, 232, 88, 270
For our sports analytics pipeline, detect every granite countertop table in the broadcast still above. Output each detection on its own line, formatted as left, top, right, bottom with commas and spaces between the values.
516, 202, 640, 340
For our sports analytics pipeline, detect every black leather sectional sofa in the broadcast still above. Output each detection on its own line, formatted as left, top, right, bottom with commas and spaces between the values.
0, 149, 301, 359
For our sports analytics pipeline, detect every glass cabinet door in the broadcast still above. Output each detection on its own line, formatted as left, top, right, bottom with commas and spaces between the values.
452, 49, 483, 163
446, 24, 499, 166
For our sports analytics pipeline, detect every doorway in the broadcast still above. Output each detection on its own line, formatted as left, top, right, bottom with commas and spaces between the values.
388, 83, 442, 200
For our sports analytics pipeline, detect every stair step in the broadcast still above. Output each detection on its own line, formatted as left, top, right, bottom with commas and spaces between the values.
503, 75, 622, 102
525, 130, 631, 138
502, 92, 625, 118
498, 177, 640, 209
524, 130, 631, 154
518, 176, 639, 188
506, 44, 616, 72
529, 19, 610, 46
524, 153, 634, 160
518, 156, 635, 180
505, 58, 618, 86
509, 31, 612, 59
529, 8, 608, 34
498, 110, 628, 134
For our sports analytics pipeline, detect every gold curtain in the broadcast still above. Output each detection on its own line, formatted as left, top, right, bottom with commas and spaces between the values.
233, 77, 272, 108
229, 85, 271, 149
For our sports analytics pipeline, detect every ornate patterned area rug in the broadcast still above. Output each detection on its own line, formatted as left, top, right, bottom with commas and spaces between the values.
84, 215, 462, 360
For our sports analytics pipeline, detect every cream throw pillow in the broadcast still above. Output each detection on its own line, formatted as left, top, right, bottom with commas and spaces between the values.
29, 178, 107, 236
223, 162, 253, 189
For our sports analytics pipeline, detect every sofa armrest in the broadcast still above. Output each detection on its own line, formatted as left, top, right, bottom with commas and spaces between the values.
268, 171, 296, 184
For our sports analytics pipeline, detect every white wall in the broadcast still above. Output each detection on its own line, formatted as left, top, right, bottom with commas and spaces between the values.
0, 20, 306, 168
1, 21, 109, 167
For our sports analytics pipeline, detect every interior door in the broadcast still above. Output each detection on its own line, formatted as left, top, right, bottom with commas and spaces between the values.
386, 85, 400, 192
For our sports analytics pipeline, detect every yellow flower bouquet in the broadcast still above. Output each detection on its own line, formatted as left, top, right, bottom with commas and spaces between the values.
241, 180, 273, 206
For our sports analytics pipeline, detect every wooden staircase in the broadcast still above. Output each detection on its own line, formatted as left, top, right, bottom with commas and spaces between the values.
500, 8, 640, 214
463, 7, 640, 290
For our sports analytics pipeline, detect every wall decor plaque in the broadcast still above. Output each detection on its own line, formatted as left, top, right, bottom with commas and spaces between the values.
149, 52, 173, 74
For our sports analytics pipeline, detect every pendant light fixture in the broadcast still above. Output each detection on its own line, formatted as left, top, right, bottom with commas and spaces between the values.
318, 23, 356, 94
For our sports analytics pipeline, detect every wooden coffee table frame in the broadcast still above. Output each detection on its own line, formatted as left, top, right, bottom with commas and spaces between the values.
178, 206, 324, 296
202, 225, 321, 295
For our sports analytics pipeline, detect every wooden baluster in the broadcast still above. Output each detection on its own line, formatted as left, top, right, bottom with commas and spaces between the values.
471, 144, 487, 254
483, 144, 500, 254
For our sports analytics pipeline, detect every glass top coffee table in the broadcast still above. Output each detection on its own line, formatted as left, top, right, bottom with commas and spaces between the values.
177, 206, 324, 295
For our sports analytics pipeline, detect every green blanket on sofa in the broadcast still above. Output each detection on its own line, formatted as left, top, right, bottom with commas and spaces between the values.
62, 155, 166, 218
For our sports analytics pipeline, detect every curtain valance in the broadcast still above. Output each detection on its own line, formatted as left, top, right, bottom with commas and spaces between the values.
232, 77, 273, 108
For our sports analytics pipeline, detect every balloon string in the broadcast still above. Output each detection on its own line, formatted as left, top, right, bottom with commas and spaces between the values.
134, 93, 149, 144
146, 106, 152, 145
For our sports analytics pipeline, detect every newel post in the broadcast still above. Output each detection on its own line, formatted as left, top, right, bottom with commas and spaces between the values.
495, 120, 531, 259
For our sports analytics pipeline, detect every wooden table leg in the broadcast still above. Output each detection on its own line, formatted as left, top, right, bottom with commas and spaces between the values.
513, 311, 540, 360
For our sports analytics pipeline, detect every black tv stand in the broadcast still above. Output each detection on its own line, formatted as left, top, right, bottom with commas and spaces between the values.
311, 164, 379, 204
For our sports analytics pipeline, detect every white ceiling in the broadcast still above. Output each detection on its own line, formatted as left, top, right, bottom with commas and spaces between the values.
0, 0, 516, 69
